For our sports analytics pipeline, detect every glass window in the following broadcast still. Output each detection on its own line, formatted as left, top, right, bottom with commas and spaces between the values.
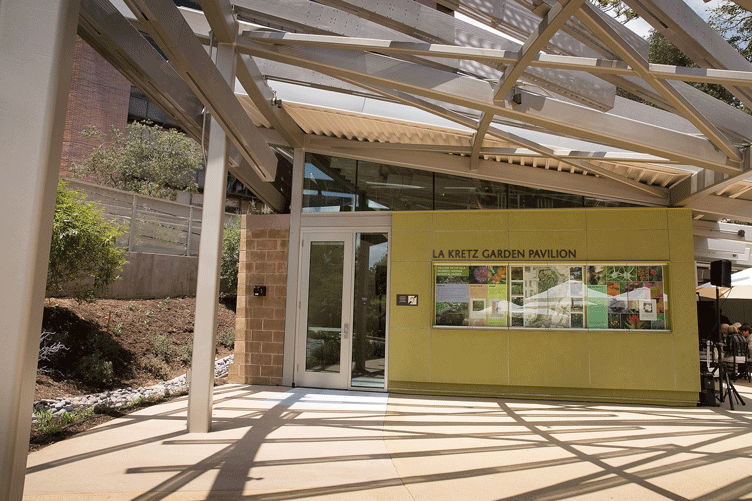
434, 173, 507, 210
302, 153, 637, 212
305, 241, 345, 372
584, 198, 636, 208
303, 155, 357, 212
351, 233, 389, 388
355, 162, 433, 211
508, 185, 584, 209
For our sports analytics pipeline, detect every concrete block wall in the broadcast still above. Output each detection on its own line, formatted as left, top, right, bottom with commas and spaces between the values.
58, 252, 199, 300
229, 214, 291, 385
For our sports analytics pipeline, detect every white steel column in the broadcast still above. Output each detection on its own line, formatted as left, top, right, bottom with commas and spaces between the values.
282, 148, 306, 385
0, 1, 80, 499
187, 42, 236, 433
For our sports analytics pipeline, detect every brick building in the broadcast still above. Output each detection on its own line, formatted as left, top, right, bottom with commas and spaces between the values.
60, 36, 130, 178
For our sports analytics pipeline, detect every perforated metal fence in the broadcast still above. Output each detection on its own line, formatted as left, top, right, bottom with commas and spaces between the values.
67, 179, 238, 257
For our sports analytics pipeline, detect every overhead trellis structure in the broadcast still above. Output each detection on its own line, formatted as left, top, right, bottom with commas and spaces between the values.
7, 2, 752, 496
80, 0, 752, 266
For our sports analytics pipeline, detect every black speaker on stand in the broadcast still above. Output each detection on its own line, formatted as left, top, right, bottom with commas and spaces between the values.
708, 259, 731, 344
711, 259, 732, 288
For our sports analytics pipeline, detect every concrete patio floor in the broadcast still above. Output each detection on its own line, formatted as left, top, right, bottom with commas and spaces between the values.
23, 382, 752, 500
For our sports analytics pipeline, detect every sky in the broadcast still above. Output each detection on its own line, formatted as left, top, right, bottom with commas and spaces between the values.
457, 0, 725, 41
624, 0, 723, 38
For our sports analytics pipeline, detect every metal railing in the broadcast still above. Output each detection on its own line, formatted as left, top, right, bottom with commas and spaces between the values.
67, 179, 238, 257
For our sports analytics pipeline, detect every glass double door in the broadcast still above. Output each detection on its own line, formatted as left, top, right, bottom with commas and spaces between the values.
296, 231, 388, 390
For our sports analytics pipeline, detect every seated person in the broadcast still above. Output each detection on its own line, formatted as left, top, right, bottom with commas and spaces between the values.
720, 323, 730, 345
740, 323, 752, 358
725, 325, 746, 357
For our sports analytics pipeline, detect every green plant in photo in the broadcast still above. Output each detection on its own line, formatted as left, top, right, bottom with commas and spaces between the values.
113, 322, 123, 334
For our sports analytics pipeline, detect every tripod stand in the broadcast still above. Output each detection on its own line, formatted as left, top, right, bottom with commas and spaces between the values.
709, 341, 746, 410
703, 283, 746, 410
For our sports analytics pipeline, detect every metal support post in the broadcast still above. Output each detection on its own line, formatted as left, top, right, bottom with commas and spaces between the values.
186, 205, 195, 256
187, 42, 235, 433
0, 1, 79, 499
282, 148, 305, 386
129, 194, 138, 252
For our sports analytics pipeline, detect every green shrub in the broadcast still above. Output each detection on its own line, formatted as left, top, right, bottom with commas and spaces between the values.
90, 331, 121, 361
143, 355, 170, 379
220, 220, 240, 300
34, 410, 63, 435
151, 334, 174, 362
76, 352, 114, 385
34, 407, 93, 436
217, 328, 235, 350
47, 180, 127, 301
179, 344, 192, 365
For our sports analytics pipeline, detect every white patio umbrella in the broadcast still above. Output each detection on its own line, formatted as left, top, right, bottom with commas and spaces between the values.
697, 268, 752, 299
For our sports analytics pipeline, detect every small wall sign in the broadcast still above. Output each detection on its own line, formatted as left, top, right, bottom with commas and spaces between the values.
397, 294, 418, 306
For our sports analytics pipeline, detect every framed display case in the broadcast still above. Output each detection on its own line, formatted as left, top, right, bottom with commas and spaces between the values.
434, 263, 667, 330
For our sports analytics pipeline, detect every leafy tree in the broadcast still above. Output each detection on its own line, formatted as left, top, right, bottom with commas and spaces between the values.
710, 0, 752, 60
47, 180, 127, 301
73, 121, 203, 201
648, 32, 741, 108
594, 0, 638, 23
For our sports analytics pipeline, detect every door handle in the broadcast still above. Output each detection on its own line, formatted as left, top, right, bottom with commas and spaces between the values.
343, 323, 349, 339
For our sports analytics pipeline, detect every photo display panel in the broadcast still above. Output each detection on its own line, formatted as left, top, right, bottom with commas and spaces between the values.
434, 263, 666, 330
435, 265, 508, 327
586, 265, 666, 330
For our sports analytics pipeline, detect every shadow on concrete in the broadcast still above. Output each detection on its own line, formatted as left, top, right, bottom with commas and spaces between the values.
23, 383, 752, 500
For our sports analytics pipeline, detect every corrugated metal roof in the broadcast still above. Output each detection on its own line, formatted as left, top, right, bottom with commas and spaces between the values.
281, 100, 694, 190
284, 101, 480, 147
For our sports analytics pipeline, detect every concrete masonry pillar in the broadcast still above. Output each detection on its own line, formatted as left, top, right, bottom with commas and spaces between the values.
0, 1, 80, 498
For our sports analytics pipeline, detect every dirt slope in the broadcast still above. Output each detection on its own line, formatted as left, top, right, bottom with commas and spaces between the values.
37, 297, 235, 401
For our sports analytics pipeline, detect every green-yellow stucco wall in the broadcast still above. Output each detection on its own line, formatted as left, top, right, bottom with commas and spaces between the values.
389, 208, 700, 405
